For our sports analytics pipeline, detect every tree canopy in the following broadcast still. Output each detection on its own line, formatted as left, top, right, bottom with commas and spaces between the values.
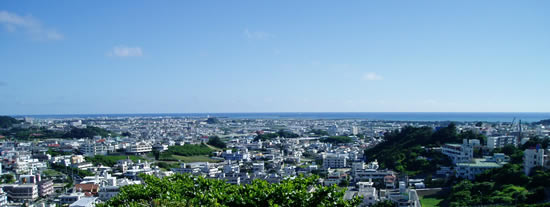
98, 173, 361, 207
364, 124, 461, 176
0, 116, 19, 128
206, 117, 221, 124
254, 129, 299, 141
159, 144, 214, 161
63, 126, 111, 138
320, 136, 353, 144
207, 136, 227, 149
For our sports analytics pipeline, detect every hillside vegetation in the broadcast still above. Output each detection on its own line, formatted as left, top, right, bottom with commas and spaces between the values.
364, 123, 484, 176
0, 116, 20, 128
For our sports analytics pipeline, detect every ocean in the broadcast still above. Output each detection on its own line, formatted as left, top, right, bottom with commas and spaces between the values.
17, 112, 550, 122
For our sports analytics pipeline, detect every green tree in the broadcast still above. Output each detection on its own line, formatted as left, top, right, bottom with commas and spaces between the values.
320, 136, 353, 144
372, 200, 394, 207
207, 136, 227, 149
0, 116, 19, 128
206, 117, 220, 124
0, 174, 15, 184
98, 174, 361, 207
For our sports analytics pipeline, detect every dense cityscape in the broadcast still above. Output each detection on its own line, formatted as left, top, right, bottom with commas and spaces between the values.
2, 1, 550, 206
0, 115, 549, 206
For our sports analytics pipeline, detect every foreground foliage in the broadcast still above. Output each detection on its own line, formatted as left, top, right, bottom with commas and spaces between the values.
98, 174, 361, 207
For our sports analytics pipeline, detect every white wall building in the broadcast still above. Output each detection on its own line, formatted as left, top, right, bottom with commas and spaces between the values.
323, 154, 347, 169
442, 139, 475, 164
524, 147, 548, 176
126, 141, 152, 154
487, 136, 517, 150
455, 153, 509, 180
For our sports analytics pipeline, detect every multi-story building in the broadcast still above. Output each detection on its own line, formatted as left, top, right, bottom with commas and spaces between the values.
126, 141, 152, 154
59, 192, 86, 205
455, 153, 509, 180
356, 181, 379, 206
252, 162, 265, 174
99, 186, 120, 201
487, 136, 517, 150
524, 147, 548, 176
0, 189, 7, 206
2, 184, 39, 201
323, 154, 347, 169
79, 140, 109, 156
222, 149, 250, 161
38, 179, 54, 197
442, 139, 475, 164
69, 196, 98, 207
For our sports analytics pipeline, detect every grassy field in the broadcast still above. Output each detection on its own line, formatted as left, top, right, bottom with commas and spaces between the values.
418, 188, 448, 207
420, 196, 443, 207
86, 155, 145, 166
42, 169, 63, 177
171, 155, 221, 163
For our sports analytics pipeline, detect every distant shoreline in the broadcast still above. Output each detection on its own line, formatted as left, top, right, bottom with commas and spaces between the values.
7, 112, 550, 122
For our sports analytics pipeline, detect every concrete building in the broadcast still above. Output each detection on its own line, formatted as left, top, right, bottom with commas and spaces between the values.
524, 147, 548, 176
126, 141, 152, 154
455, 153, 509, 180
69, 197, 98, 207
487, 136, 517, 150
38, 179, 54, 197
442, 139, 475, 164
357, 181, 379, 206
2, 184, 38, 201
323, 154, 347, 169
79, 140, 109, 156
0, 189, 8, 206
98, 186, 120, 201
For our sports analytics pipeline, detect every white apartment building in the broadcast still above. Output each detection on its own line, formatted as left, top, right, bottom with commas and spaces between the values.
79, 141, 109, 156
487, 136, 517, 150
455, 153, 509, 180
126, 141, 152, 154
323, 154, 347, 169
252, 162, 265, 173
524, 147, 548, 176
442, 139, 475, 164
356, 181, 379, 206
2, 184, 38, 201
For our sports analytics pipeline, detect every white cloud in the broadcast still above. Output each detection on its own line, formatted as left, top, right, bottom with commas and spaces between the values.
243, 29, 273, 40
362, 72, 383, 81
107, 46, 143, 57
0, 10, 63, 40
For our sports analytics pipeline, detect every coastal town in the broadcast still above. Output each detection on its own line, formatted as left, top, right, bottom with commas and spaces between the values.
0, 115, 549, 207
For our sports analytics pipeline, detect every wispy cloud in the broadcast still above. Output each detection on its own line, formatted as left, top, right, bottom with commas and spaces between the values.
243, 29, 273, 40
362, 72, 383, 81
107, 46, 143, 57
0, 10, 63, 40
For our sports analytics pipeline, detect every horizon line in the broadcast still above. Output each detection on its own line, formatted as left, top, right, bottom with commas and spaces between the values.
4, 111, 550, 117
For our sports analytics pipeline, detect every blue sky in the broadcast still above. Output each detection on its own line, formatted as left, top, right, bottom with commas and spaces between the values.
1, 1, 549, 114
